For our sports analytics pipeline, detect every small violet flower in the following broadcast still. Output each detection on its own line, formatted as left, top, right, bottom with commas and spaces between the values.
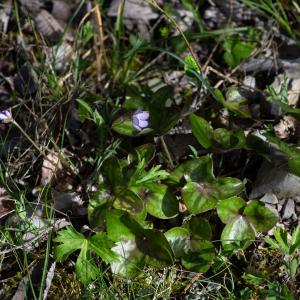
0, 109, 12, 123
133, 109, 149, 131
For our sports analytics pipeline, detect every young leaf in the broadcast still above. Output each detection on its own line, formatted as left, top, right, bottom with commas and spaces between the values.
273, 227, 289, 254
189, 113, 213, 149
290, 226, 300, 254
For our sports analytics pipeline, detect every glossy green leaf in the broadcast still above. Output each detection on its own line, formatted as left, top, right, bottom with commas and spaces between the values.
182, 181, 218, 214
101, 157, 124, 188
211, 177, 245, 199
165, 227, 190, 258
150, 107, 180, 136
181, 240, 215, 272
221, 216, 255, 250
113, 189, 145, 216
184, 217, 212, 241
189, 113, 213, 149
184, 55, 201, 76
243, 200, 278, 232
136, 229, 174, 267
106, 210, 136, 242
171, 155, 214, 184
217, 197, 246, 224
111, 239, 145, 278
138, 183, 178, 219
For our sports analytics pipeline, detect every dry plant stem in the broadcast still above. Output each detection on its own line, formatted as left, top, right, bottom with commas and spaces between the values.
293, 1, 300, 15
94, 4, 106, 81
12, 120, 78, 175
145, 0, 202, 71
12, 120, 45, 156
160, 136, 174, 168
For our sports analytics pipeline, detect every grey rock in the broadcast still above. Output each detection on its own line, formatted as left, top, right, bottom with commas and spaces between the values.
282, 199, 295, 220
260, 193, 278, 205
250, 162, 300, 199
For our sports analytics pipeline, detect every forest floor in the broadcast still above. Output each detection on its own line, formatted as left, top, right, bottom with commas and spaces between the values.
1, 0, 300, 299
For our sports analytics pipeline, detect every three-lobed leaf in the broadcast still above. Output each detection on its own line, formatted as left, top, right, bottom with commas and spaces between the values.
54, 227, 118, 285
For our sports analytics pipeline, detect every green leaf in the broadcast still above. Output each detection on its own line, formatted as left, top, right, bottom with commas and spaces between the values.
171, 155, 215, 184
243, 200, 278, 232
184, 216, 212, 241
101, 157, 124, 189
189, 113, 213, 149
184, 55, 201, 76
128, 144, 155, 164
211, 177, 245, 199
273, 227, 289, 254
88, 232, 117, 264
113, 189, 145, 216
214, 89, 251, 118
106, 210, 136, 242
150, 85, 174, 109
76, 241, 98, 285
136, 229, 174, 267
264, 237, 280, 250
290, 257, 299, 278
217, 197, 246, 224
213, 128, 241, 149
181, 240, 215, 273
77, 99, 93, 122
290, 226, 300, 254
223, 38, 255, 68
182, 181, 218, 214
54, 227, 118, 285
150, 107, 180, 136
54, 227, 85, 261
133, 183, 178, 219
165, 227, 190, 258
88, 189, 112, 229
221, 216, 255, 250
111, 239, 145, 278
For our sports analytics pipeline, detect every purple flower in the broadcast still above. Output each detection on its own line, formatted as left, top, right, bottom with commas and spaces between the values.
0, 110, 12, 123
133, 109, 149, 131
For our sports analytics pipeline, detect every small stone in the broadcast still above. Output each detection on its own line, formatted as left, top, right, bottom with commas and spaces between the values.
282, 198, 295, 220
260, 193, 278, 205
277, 204, 283, 212
294, 196, 300, 204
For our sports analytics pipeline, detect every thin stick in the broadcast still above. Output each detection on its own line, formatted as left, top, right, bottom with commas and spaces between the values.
160, 136, 174, 168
